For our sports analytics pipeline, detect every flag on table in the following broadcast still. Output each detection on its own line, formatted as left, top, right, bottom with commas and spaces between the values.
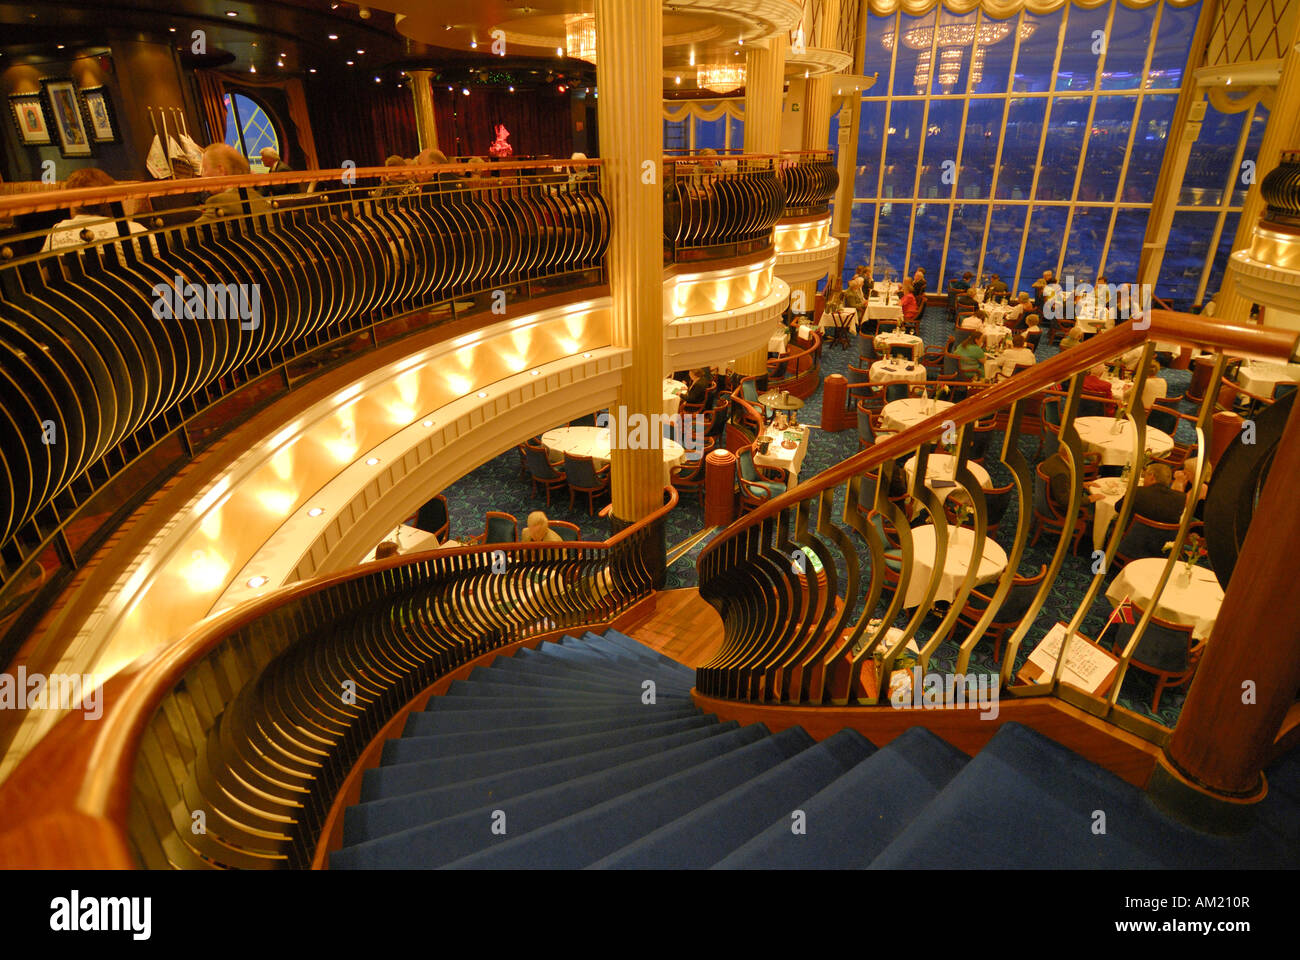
145, 135, 171, 179
1108, 596, 1136, 626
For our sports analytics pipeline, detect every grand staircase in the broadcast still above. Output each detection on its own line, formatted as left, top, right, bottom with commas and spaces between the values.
331, 631, 1300, 869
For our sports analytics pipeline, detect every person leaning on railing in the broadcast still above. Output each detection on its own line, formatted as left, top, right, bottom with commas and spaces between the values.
198, 142, 271, 220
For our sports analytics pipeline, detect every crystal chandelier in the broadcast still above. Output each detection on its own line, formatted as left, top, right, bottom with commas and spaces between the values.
696, 64, 746, 93
565, 14, 597, 64
880, 19, 1036, 51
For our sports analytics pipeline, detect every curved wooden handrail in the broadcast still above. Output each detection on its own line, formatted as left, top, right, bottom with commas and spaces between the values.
2, 486, 677, 867
701, 313, 1299, 563
0, 157, 604, 218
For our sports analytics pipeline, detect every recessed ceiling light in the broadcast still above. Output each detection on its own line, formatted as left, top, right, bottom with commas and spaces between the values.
356, 49, 365, 55
470, 40, 477, 49
556, 47, 563, 56
422, 419, 434, 427
246, 575, 268, 588
309, 68, 317, 73
530, 370, 540, 376
346, 60, 354, 65
477, 391, 487, 398
226, 10, 238, 16
447, 85, 454, 91
583, 352, 592, 358
169, 26, 176, 32
374, 76, 381, 83
249, 64, 257, 73
508, 85, 514, 92
328, 33, 339, 40
462, 87, 470, 95
365, 457, 380, 466
56, 44, 64, 49
308, 507, 325, 517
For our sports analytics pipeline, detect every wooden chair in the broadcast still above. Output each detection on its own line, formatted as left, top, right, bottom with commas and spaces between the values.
550, 520, 581, 542
414, 494, 450, 543
1115, 514, 1196, 566
670, 456, 708, 506
857, 400, 897, 450
472, 511, 518, 545
563, 453, 611, 515
524, 443, 568, 505
982, 481, 1015, 539
1031, 462, 1088, 553
1109, 613, 1205, 711
955, 564, 1049, 663
737, 445, 787, 511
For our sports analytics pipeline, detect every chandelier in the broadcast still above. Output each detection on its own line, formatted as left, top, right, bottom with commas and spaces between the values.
565, 14, 597, 64
696, 64, 746, 93
880, 19, 1037, 91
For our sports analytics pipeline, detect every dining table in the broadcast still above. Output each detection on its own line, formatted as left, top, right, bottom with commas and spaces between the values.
1074, 417, 1175, 467
882, 397, 955, 433
663, 379, 686, 417
1085, 475, 1129, 550
541, 426, 686, 484
767, 328, 790, 355
1236, 361, 1300, 397
869, 358, 927, 385
874, 331, 924, 360
754, 422, 810, 487
902, 524, 1009, 609
902, 453, 992, 501
1105, 557, 1224, 641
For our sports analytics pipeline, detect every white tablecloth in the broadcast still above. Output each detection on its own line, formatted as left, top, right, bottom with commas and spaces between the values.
903, 454, 992, 501
1074, 417, 1175, 467
874, 332, 923, 359
882, 398, 955, 433
867, 301, 903, 321
768, 329, 790, 355
1075, 312, 1116, 334
1086, 476, 1128, 551
870, 359, 926, 385
981, 303, 1013, 325
819, 308, 859, 334
1237, 361, 1300, 396
903, 525, 1009, 609
1105, 558, 1224, 641
663, 379, 686, 417
980, 323, 1012, 350
754, 424, 810, 487
541, 426, 685, 483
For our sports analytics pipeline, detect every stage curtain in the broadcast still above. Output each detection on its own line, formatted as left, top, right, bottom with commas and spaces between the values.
304, 76, 418, 167
430, 87, 574, 158
866, 0, 1195, 14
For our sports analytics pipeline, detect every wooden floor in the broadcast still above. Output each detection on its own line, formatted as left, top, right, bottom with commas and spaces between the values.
617, 588, 725, 667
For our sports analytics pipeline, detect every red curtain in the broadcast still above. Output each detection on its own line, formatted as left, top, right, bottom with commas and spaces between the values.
194, 70, 320, 170
431, 86, 575, 159
194, 69, 227, 144
304, 75, 418, 167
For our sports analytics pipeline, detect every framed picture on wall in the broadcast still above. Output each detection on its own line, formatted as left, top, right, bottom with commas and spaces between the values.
40, 77, 93, 157
80, 86, 117, 143
8, 92, 52, 145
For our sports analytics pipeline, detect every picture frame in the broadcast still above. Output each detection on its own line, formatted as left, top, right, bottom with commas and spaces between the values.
8, 92, 52, 146
79, 85, 117, 143
40, 77, 93, 158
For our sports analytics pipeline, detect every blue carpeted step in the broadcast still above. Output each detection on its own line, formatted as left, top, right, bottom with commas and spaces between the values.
351, 717, 727, 835
1264, 747, 1300, 806
406, 703, 680, 734
489, 651, 695, 694
381, 708, 700, 765
869, 723, 1300, 869
711, 726, 970, 870
427, 687, 648, 708
332, 722, 770, 868
361, 713, 717, 801
592, 728, 876, 869
583, 630, 696, 679
442, 726, 815, 869
546, 636, 634, 666
514, 645, 693, 692
450, 671, 693, 702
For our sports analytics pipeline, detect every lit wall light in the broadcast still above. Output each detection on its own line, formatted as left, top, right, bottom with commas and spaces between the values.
675, 76, 681, 85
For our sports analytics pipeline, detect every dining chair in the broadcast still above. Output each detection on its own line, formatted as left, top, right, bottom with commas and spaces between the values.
563, 453, 611, 515
414, 494, 450, 544
476, 511, 518, 545
670, 456, 708, 507
524, 443, 568, 505
1031, 463, 1087, 553
549, 520, 581, 542
1115, 515, 1197, 566
1108, 613, 1204, 711
955, 565, 1048, 664
737, 446, 787, 511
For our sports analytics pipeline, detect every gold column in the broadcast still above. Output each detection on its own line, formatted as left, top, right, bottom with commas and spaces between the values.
596, 0, 664, 522
743, 35, 787, 155
408, 69, 439, 152
800, 0, 840, 152
1215, 25, 1300, 326
734, 346, 770, 378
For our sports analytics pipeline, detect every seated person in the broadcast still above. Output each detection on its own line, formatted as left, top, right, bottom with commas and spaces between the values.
374, 540, 401, 560
1172, 457, 1210, 520
684, 367, 713, 406
899, 278, 920, 323
199, 143, 271, 219
986, 273, 1009, 300
1081, 363, 1113, 398
950, 271, 973, 293
1106, 463, 1185, 524
1042, 450, 1089, 517
912, 267, 927, 299
842, 276, 866, 311
953, 334, 986, 380
1058, 325, 1086, 351
998, 334, 1037, 378
821, 275, 844, 316
1139, 358, 1168, 410
1022, 312, 1043, 348
1032, 270, 1054, 310
1006, 292, 1033, 328
520, 510, 564, 542
42, 168, 154, 257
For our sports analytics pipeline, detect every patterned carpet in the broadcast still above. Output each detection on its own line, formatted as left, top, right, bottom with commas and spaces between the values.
436, 304, 1200, 725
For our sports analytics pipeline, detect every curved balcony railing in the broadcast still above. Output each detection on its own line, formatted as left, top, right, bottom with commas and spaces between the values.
0, 160, 608, 664
663, 154, 785, 263
696, 315, 1298, 760
779, 150, 839, 218
0, 487, 676, 868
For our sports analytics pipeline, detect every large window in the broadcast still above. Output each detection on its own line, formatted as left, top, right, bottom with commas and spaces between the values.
843, 1, 1238, 309
223, 92, 281, 172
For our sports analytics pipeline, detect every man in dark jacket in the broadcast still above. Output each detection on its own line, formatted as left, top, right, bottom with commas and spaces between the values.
1110, 463, 1185, 524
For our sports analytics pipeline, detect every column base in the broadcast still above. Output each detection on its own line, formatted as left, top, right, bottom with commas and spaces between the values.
1146, 753, 1267, 836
